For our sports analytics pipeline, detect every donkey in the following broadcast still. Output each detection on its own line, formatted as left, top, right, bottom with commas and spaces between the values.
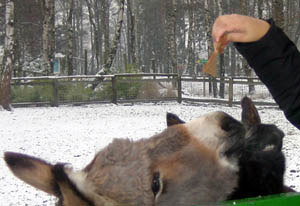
4, 97, 289, 206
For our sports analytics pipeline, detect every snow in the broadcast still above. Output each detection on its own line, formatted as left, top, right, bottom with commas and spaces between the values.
1, 102, 300, 205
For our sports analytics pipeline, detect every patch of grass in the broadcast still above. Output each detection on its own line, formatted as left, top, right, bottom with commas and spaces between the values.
58, 83, 94, 102
11, 81, 53, 103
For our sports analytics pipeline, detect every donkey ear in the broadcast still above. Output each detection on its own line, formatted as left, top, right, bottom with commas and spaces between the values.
166, 112, 185, 127
4, 152, 59, 196
241, 96, 261, 127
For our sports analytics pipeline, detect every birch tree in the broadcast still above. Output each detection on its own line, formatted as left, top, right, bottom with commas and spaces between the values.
204, 0, 218, 97
97, 0, 125, 75
0, 0, 15, 110
217, 0, 225, 98
126, 0, 136, 66
41, 0, 55, 74
187, 0, 195, 76
66, 0, 74, 75
166, 0, 177, 74
101, 0, 110, 67
273, 0, 284, 29
133, 0, 141, 69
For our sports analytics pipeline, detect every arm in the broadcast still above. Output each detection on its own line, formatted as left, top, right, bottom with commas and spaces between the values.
213, 14, 300, 130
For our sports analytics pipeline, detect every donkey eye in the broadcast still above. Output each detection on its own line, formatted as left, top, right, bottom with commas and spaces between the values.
152, 172, 161, 197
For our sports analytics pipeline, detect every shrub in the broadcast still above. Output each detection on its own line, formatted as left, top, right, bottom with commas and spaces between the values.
58, 83, 93, 102
11, 80, 53, 103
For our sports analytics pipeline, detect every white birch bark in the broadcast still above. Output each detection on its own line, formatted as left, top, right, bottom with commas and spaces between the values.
0, 0, 15, 110
42, 0, 55, 74
97, 0, 125, 75
187, 0, 195, 76
66, 0, 74, 75
273, 0, 284, 29
166, 0, 177, 74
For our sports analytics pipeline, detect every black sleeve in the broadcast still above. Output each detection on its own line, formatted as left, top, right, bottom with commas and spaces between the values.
234, 19, 300, 130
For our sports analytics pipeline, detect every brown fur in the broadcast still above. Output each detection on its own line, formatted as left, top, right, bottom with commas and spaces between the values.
5, 111, 245, 206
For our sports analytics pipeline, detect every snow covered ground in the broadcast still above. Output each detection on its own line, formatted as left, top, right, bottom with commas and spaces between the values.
1, 102, 300, 205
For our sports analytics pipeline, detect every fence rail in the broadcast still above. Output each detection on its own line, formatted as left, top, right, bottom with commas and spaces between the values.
11, 74, 277, 107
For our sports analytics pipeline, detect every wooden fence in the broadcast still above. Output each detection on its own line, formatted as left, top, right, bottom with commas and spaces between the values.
11, 74, 277, 107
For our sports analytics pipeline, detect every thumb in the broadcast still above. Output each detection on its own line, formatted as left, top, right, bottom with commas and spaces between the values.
215, 35, 229, 53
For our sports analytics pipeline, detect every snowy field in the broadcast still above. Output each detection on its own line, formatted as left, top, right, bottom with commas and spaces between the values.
1, 102, 300, 205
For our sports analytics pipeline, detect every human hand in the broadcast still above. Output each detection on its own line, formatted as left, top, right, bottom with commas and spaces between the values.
212, 14, 270, 45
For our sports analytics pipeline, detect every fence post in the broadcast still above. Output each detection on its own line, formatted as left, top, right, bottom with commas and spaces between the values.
228, 78, 233, 107
203, 77, 206, 97
84, 49, 88, 75
112, 76, 117, 104
52, 79, 59, 107
177, 75, 182, 104
151, 58, 156, 79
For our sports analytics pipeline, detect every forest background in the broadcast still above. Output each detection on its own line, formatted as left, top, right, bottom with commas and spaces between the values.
0, 0, 299, 109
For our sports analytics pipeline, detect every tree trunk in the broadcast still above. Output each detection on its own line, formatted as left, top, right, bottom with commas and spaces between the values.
41, 0, 55, 74
240, 0, 255, 94
166, 0, 177, 74
102, 0, 110, 66
187, 0, 195, 76
257, 0, 263, 18
217, 0, 225, 98
96, 0, 125, 75
204, 0, 217, 97
0, 0, 15, 111
273, 0, 284, 29
133, 0, 141, 69
77, 0, 84, 74
230, 46, 236, 76
85, 0, 96, 73
127, 0, 136, 66
66, 0, 74, 75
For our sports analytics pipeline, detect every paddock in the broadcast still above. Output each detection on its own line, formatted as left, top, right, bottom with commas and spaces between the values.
1, 102, 300, 205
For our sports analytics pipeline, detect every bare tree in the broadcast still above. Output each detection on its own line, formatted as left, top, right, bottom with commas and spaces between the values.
217, 0, 225, 98
41, 0, 55, 74
0, 0, 15, 110
166, 0, 177, 74
126, 0, 136, 66
272, 0, 284, 29
95, 0, 125, 76
133, 0, 141, 69
66, 0, 74, 75
101, 0, 110, 67
204, 0, 218, 97
187, 0, 195, 76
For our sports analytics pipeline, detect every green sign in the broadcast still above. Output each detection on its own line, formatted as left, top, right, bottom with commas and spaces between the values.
197, 59, 208, 64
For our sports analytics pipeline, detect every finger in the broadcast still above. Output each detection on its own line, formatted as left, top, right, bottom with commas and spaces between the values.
212, 29, 226, 43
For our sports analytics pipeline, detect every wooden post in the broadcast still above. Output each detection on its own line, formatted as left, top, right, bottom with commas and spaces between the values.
151, 58, 156, 73
177, 75, 182, 104
151, 58, 156, 80
112, 76, 117, 104
203, 77, 206, 97
228, 77, 233, 107
123, 53, 127, 73
52, 79, 59, 107
84, 49, 88, 75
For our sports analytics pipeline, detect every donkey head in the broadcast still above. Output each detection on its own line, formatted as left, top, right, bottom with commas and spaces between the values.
4, 97, 284, 205
240, 97, 284, 152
